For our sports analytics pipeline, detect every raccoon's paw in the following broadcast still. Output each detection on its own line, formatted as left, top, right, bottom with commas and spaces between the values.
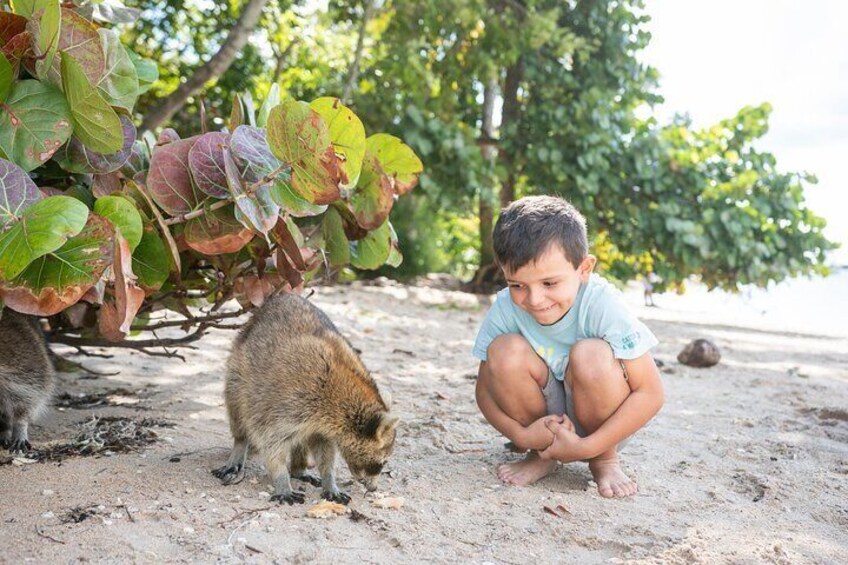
7, 438, 32, 454
271, 491, 306, 505
211, 464, 244, 485
293, 473, 322, 487
321, 490, 351, 505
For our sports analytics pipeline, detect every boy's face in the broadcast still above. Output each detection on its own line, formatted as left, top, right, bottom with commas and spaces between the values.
504, 244, 595, 326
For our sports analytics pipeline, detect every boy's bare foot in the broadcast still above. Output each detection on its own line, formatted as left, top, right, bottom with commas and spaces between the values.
497, 451, 557, 486
588, 455, 637, 498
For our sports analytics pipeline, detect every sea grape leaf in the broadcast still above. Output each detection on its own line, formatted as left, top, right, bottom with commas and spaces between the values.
230, 125, 325, 217
76, 0, 142, 24
0, 195, 88, 281
349, 150, 394, 230
55, 113, 136, 174
0, 213, 112, 315
98, 233, 144, 341
131, 223, 169, 291
256, 83, 279, 128
223, 145, 278, 233
321, 206, 349, 267
184, 204, 254, 255
365, 133, 423, 194
147, 135, 206, 216
127, 50, 157, 95
0, 54, 13, 103
0, 157, 41, 230
95, 28, 139, 111
386, 221, 402, 267
33, 8, 105, 87
27, 0, 60, 82
0, 80, 72, 172
0, 12, 27, 43
93, 194, 142, 251
310, 97, 366, 188
266, 99, 342, 205
188, 131, 229, 198
0, 31, 31, 76
350, 220, 392, 270
61, 52, 123, 154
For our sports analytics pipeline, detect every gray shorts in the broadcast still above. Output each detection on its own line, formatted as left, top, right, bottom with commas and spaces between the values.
541, 372, 588, 437
541, 366, 631, 449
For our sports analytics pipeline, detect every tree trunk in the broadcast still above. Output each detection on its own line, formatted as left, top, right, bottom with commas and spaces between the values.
341, 0, 375, 104
467, 78, 501, 291
140, 0, 271, 133
271, 39, 299, 85
499, 57, 524, 208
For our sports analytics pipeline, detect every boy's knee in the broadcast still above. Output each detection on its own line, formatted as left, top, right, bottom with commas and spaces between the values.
486, 334, 531, 370
485, 334, 547, 388
568, 339, 616, 385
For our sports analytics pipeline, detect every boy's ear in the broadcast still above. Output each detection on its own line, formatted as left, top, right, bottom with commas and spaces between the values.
579, 255, 597, 281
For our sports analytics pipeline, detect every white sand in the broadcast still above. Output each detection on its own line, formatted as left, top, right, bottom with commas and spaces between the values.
1, 280, 846, 563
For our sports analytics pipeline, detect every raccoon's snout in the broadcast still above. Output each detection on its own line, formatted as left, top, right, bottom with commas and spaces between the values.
362, 475, 379, 492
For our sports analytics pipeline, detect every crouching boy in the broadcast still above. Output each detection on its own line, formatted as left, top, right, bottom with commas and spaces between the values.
473, 195, 664, 498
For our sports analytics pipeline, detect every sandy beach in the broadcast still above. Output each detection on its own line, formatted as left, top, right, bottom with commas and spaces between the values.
1, 279, 846, 564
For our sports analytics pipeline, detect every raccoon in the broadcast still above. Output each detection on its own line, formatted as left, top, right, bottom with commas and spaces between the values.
0, 308, 55, 452
213, 293, 398, 505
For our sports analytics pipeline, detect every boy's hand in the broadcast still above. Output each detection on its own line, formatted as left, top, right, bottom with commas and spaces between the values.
520, 416, 558, 451
539, 416, 586, 463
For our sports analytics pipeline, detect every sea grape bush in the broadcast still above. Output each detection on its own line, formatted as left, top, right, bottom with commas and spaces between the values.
0, 2, 422, 346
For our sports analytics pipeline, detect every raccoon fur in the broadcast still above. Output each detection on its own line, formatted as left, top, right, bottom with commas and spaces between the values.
0, 308, 55, 452
213, 293, 398, 505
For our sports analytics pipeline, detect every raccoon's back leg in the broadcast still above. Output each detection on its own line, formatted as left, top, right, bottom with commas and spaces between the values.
310, 436, 350, 505
289, 443, 321, 487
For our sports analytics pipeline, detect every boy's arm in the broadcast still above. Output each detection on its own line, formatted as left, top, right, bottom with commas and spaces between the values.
475, 362, 555, 451
541, 351, 664, 462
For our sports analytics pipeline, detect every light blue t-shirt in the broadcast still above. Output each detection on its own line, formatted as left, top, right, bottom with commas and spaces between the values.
472, 274, 658, 380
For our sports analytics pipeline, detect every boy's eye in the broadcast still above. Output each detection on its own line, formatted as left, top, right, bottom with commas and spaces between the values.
543, 281, 558, 287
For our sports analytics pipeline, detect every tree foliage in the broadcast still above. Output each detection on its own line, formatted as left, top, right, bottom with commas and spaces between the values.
0, 2, 422, 352
115, 1, 839, 293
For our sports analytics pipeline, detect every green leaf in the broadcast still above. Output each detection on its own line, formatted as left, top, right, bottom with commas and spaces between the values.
0, 80, 73, 172
321, 207, 349, 266
0, 213, 113, 316
0, 195, 89, 281
310, 96, 366, 188
61, 51, 123, 154
350, 220, 392, 270
0, 54, 13, 103
266, 99, 342, 205
0, 157, 41, 230
94, 195, 143, 251
365, 133, 423, 194
131, 224, 169, 291
95, 28, 139, 111
9, 0, 37, 18
350, 151, 394, 229
257, 83, 280, 128
29, 0, 60, 81
127, 50, 158, 95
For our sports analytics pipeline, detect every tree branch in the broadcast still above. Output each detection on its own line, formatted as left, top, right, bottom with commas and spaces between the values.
140, 0, 272, 132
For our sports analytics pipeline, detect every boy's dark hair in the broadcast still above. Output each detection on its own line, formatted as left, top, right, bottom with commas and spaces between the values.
493, 195, 588, 272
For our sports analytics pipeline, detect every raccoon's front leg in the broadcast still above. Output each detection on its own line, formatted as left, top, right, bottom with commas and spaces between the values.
7, 420, 32, 453
289, 443, 322, 487
267, 445, 306, 505
212, 439, 249, 484
312, 437, 350, 505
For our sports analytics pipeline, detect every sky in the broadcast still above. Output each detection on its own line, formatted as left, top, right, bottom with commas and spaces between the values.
639, 0, 848, 265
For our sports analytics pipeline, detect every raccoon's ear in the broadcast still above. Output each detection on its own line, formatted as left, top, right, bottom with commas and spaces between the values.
375, 413, 400, 446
